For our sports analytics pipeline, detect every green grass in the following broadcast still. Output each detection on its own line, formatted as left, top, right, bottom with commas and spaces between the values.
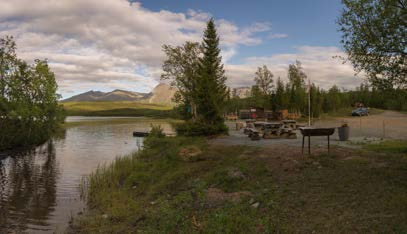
73, 137, 407, 233
62, 101, 174, 117
363, 140, 407, 154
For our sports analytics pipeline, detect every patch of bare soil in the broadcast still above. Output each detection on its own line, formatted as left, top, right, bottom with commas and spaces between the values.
178, 146, 202, 162
206, 188, 252, 207
253, 145, 358, 179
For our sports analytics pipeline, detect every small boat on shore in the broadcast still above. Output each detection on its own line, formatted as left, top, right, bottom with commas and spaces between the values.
133, 131, 149, 137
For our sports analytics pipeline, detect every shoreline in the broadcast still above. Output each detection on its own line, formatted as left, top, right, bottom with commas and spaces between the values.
71, 135, 407, 233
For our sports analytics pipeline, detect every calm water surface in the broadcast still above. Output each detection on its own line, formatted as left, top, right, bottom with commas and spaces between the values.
0, 117, 174, 233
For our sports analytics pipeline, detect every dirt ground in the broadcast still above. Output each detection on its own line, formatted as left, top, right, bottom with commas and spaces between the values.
211, 111, 407, 150
314, 111, 407, 140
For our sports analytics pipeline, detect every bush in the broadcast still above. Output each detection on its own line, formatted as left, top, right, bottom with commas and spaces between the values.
149, 124, 166, 138
143, 124, 166, 148
175, 121, 228, 136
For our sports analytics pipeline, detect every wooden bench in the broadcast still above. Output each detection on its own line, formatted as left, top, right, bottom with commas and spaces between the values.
299, 127, 335, 155
246, 128, 260, 140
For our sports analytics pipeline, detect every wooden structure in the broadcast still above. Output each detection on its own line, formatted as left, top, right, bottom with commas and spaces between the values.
299, 127, 335, 155
270, 109, 299, 120
282, 120, 297, 129
263, 122, 296, 139
244, 121, 297, 140
239, 108, 300, 121
226, 113, 238, 121
239, 109, 251, 119
264, 110, 274, 120
287, 111, 300, 120
271, 109, 287, 120
235, 122, 244, 130
239, 107, 265, 119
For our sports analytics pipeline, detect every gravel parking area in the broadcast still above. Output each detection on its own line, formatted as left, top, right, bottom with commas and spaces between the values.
210, 111, 407, 149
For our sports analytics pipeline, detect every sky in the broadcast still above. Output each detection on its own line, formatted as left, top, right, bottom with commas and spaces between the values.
0, 0, 364, 98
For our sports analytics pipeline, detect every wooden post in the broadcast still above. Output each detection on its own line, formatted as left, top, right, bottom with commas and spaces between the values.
302, 135, 305, 154
308, 136, 311, 155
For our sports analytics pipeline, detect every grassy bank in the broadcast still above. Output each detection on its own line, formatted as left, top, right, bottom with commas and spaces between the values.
62, 101, 174, 117
62, 117, 182, 129
73, 138, 407, 233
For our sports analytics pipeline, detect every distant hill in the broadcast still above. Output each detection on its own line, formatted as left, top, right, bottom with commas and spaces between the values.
62, 83, 176, 104
148, 83, 177, 104
62, 89, 149, 102
232, 87, 251, 98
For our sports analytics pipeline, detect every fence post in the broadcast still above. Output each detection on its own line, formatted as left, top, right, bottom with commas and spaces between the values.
383, 120, 385, 138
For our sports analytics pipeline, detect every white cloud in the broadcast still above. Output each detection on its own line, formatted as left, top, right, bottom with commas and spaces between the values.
0, 0, 361, 98
0, 0, 271, 97
268, 33, 288, 39
226, 46, 363, 90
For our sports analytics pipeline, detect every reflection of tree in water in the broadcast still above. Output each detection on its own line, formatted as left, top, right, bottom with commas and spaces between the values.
0, 141, 59, 232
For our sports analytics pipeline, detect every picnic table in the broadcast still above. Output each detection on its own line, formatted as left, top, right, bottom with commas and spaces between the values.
299, 127, 335, 155
282, 120, 297, 129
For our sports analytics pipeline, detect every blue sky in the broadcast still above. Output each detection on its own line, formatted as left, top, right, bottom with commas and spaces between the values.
140, 0, 344, 62
0, 0, 361, 98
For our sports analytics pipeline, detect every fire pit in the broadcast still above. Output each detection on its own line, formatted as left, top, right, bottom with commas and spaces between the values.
299, 127, 336, 155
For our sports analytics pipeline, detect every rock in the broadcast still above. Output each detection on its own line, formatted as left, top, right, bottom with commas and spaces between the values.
102, 214, 108, 219
228, 168, 245, 179
132, 185, 137, 189
251, 202, 260, 208
178, 146, 202, 162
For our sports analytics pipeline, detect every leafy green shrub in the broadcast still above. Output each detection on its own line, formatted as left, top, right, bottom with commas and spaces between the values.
175, 121, 228, 136
144, 124, 165, 148
149, 124, 165, 138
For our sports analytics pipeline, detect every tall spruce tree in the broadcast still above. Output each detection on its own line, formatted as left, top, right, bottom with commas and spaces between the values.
274, 77, 287, 110
195, 18, 228, 125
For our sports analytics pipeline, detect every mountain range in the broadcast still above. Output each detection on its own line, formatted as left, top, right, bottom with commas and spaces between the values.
62, 83, 177, 104
62, 83, 252, 104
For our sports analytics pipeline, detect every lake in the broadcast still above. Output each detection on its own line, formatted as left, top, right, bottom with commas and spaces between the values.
0, 117, 174, 233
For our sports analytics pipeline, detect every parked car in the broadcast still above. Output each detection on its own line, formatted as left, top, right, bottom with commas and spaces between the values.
352, 107, 369, 116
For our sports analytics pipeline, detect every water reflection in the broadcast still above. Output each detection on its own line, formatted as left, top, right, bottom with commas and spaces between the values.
0, 141, 58, 232
0, 117, 173, 233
